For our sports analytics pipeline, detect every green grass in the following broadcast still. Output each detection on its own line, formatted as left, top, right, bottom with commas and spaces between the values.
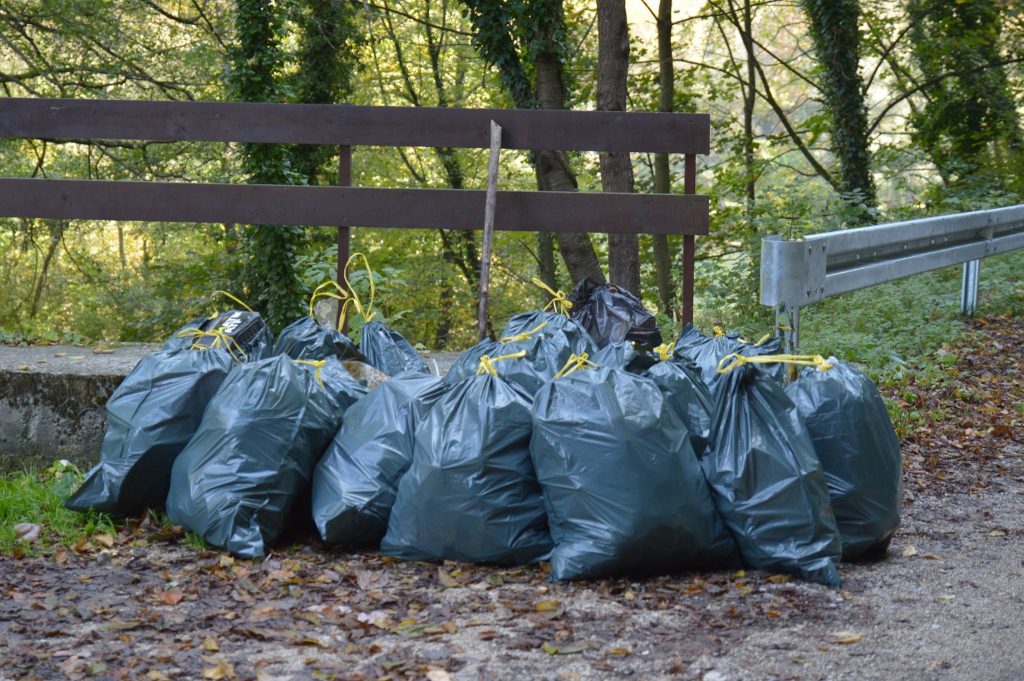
0, 461, 116, 556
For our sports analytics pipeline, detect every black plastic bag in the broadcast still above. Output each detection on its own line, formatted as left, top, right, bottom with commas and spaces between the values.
162, 316, 212, 350
163, 309, 274, 358
644, 359, 714, 457
673, 324, 782, 387
501, 310, 595, 356
166, 356, 367, 558
380, 372, 552, 566
786, 359, 902, 560
444, 324, 574, 396
568, 277, 662, 349
530, 366, 739, 580
64, 347, 237, 516
704, 363, 842, 586
312, 372, 447, 545
275, 316, 365, 362
360, 320, 428, 375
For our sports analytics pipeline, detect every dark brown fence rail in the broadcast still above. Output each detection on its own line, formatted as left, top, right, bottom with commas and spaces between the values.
0, 97, 710, 323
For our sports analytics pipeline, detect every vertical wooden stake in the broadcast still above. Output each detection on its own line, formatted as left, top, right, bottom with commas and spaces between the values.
682, 152, 696, 326
478, 120, 502, 341
337, 144, 352, 332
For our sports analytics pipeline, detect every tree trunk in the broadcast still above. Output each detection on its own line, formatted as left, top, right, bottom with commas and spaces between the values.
652, 0, 674, 315
30, 220, 64, 319
597, 0, 640, 294
801, 0, 876, 219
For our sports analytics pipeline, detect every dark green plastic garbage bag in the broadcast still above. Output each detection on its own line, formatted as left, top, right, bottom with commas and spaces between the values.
590, 340, 657, 374
65, 312, 273, 516
530, 366, 739, 580
64, 347, 237, 516
705, 364, 842, 587
312, 372, 447, 545
444, 329, 572, 396
163, 316, 211, 350
360, 320, 428, 375
501, 310, 595, 356
166, 356, 367, 558
644, 359, 713, 458
380, 372, 552, 565
786, 359, 902, 560
275, 316, 365, 362
674, 324, 782, 387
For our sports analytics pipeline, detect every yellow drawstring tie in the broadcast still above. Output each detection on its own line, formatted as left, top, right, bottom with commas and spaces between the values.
716, 353, 833, 375
211, 290, 253, 313
531, 278, 573, 316
654, 343, 673, 361
176, 328, 248, 364
476, 351, 528, 376
499, 320, 548, 344
339, 252, 378, 329
307, 280, 349, 331
295, 359, 327, 389
712, 325, 726, 337
553, 352, 598, 380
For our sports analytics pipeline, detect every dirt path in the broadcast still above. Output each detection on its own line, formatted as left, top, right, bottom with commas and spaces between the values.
2, 319, 1021, 681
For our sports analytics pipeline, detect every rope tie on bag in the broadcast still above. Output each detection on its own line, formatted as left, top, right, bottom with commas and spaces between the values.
712, 325, 726, 337
716, 353, 833, 375
211, 290, 253, 313
177, 328, 248, 363
476, 351, 528, 377
531, 278, 573, 316
553, 352, 598, 380
339, 252, 378, 329
294, 359, 327, 389
499, 320, 548, 344
654, 343, 673, 361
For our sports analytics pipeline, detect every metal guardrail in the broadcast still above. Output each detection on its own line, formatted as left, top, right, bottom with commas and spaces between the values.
760, 204, 1024, 349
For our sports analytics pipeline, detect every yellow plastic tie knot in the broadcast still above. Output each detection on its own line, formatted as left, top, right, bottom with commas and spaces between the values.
339, 252, 378, 329
654, 343, 673, 362
295, 359, 328, 389
499, 320, 548, 344
177, 328, 248, 364
712, 325, 726, 337
553, 352, 598, 380
211, 290, 253, 313
531, 278, 573, 317
716, 353, 833, 375
476, 350, 528, 376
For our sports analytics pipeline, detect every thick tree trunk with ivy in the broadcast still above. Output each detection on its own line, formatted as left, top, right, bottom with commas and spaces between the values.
597, 0, 641, 295
459, 0, 605, 287
907, 0, 1024, 189
289, 0, 360, 186
230, 0, 302, 329
800, 0, 876, 220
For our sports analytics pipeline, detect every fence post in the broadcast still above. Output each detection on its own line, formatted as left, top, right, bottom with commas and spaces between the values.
337, 144, 352, 331
477, 121, 502, 341
681, 153, 696, 325
960, 259, 980, 316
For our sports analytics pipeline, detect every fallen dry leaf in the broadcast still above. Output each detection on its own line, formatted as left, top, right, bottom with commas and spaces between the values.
14, 523, 41, 542
93, 533, 115, 548
437, 566, 460, 588
829, 631, 862, 645
159, 589, 184, 606
535, 599, 560, 612
201, 657, 235, 680
203, 636, 220, 652
426, 669, 453, 681
901, 545, 919, 557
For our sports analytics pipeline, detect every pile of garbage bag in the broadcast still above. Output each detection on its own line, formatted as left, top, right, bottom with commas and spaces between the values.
66, 265, 901, 587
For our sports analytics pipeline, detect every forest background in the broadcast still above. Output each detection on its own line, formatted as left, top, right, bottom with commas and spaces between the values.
1, 0, 1022, 359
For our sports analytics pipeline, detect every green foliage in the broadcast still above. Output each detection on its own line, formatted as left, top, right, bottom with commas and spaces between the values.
0, 462, 115, 557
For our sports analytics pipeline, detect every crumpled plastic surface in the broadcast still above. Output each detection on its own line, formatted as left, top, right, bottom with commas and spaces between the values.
590, 341, 657, 374
501, 310, 596, 356
530, 367, 739, 580
274, 316, 365, 362
673, 324, 782, 387
360, 320, 429, 375
644, 359, 714, 457
443, 330, 572, 397
380, 373, 552, 566
64, 347, 236, 516
166, 356, 367, 558
704, 364, 842, 586
568, 277, 662, 349
162, 310, 274, 358
312, 372, 447, 545
786, 359, 902, 560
